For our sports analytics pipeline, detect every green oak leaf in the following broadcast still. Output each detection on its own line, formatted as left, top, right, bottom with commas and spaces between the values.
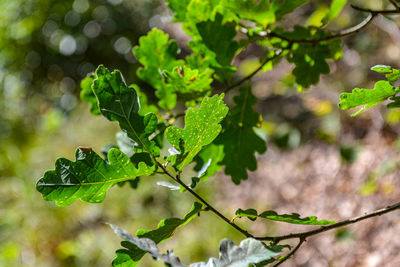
133, 28, 184, 110
371, 65, 400, 83
80, 75, 100, 115
236, 208, 336, 225
339, 80, 399, 116
92, 65, 161, 156
166, 94, 228, 171
164, 65, 214, 107
321, 0, 347, 25
275, 26, 342, 88
36, 148, 155, 207
222, 0, 307, 27
188, 13, 239, 82
217, 86, 266, 184
112, 202, 203, 267
166, 0, 191, 21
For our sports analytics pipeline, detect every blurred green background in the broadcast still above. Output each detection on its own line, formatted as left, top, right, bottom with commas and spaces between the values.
2, 0, 400, 266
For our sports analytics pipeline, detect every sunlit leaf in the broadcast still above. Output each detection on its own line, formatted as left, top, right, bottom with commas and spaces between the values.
36, 148, 155, 206
92, 65, 161, 156
166, 94, 228, 170
133, 28, 184, 110
339, 80, 399, 116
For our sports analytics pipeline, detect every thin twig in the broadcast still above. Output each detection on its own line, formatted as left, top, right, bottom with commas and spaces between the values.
224, 49, 285, 92
351, 4, 400, 14
269, 12, 376, 44
257, 201, 400, 242
272, 238, 305, 267
389, 0, 400, 10
155, 161, 253, 238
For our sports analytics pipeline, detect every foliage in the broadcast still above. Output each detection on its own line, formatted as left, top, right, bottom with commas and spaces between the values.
32, 0, 400, 266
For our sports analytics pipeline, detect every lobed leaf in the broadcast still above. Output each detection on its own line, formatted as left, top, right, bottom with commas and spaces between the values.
36, 148, 155, 206
164, 65, 214, 107
236, 208, 336, 225
166, 94, 228, 171
112, 202, 203, 266
111, 223, 279, 267
371, 64, 400, 83
133, 28, 184, 110
222, 0, 307, 28
274, 26, 343, 88
92, 65, 161, 156
216, 86, 266, 184
188, 14, 239, 82
339, 80, 399, 116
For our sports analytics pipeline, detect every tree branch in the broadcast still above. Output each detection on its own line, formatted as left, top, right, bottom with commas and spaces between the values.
224, 48, 285, 92
155, 161, 253, 238
389, 0, 400, 10
268, 12, 376, 44
256, 201, 400, 242
351, 4, 400, 14
272, 237, 305, 267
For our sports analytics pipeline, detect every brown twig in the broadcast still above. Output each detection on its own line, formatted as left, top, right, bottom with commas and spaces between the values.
224, 48, 285, 92
257, 201, 400, 242
351, 4, 400, 14
272, 237, 305, 267
155, 161, 253, 238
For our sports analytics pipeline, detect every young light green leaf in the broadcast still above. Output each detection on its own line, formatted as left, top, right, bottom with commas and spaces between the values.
190, 238, 280, 267
36, 148, 155, 207
112, 202, 203, 267
166, 94, 228, 171
321, 0, 347, 25
236, 208, 336, 225
371, 65, 400, 83
222, 0, 307, 27
80, 75, 100, 115
164, 65, 214, 107
166, 0, 191, 21
189, 14, 239, 82
217, 86, 266, 184
133, 28, 184, 110
92, 65, 161, 156
339, 80, 399, 116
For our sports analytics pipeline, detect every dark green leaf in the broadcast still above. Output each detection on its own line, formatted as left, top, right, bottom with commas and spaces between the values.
166, 94, 228, 170
217, 86, 266, 184
189, 14, 239, 82
36, 148, 155, 206
133, 28, 184, 110
277, 26, 342, 88
236, 208, 336, 225
339, 80, 399, 116
80, 75, 100, 115
112, 202, 203, 266
92, 65, 161, 156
